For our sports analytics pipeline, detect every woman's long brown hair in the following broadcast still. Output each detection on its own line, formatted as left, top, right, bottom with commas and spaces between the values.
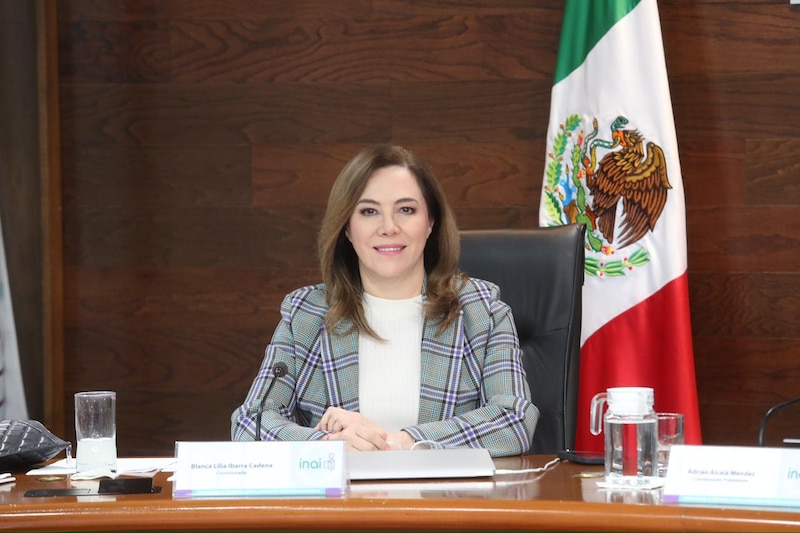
318, 145, 463, 338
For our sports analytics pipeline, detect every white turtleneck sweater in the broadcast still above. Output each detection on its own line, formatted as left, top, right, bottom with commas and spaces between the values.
358, 292, 423, 431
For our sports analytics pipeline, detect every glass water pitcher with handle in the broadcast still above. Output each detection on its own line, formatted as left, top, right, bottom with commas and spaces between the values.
590, 387, 658, 487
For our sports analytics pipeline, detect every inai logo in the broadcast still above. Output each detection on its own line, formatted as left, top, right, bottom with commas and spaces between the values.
299, 453, 336, 472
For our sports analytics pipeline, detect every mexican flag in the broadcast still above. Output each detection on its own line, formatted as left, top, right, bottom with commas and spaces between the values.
540, 0, 701, 451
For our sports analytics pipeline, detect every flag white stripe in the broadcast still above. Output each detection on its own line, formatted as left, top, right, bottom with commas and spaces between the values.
542, 0, 688, 344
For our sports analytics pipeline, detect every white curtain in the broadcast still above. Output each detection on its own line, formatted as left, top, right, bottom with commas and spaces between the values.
0, 213, 28, 420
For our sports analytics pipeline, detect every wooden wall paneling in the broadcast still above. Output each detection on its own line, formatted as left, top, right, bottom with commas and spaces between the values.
52, 0, 800, 454
57, 1, 160, 23
62, 264, 321, 454
63, 206, 324, 269
664, 0, 800, 446
392, 80, 550, 144
413, 142, 542, 209
38, 0, 66, 434
61, 1, 377, 22
60, 83, 393, 145
62, 267, 314, 330
62, 145, 253, 208
61, 5, 562, 84
65, 325, 265, 391
745, 138, 800, 206
157, 0, 553, 20
679, 140, 746, 207
660, 2, 800, 78
65, 323, 267, 453
262, 141, 545, 230
165, 14, 556, 83
58, 19, 171, 83
687, 207, 800, 272
690, 273, 800, 339
694, 337, 800, 405
251, 143, 364, 209
117, 389, 250, 454
700, 402, 776, 447
64, 0, 549, 23
673, 73, 800, 140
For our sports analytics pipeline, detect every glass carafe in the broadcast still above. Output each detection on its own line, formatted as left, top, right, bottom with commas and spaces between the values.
590, 387, 658, 486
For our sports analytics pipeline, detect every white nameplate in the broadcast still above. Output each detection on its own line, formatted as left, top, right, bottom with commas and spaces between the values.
663, 444, 800, 507
172, 440, 346, 499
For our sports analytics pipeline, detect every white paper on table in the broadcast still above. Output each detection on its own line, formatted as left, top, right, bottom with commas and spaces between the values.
28, 457, 177, 476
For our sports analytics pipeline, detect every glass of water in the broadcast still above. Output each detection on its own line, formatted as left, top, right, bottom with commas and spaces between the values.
656, 412, 684, 477
74, 391, 117, 473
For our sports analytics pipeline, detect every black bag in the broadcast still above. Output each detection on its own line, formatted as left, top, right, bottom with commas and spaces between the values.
0, 419, 70, 471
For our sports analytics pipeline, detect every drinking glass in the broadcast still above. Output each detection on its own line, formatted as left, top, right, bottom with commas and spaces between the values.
74, 391, 117, 473
656, 412, 684, 477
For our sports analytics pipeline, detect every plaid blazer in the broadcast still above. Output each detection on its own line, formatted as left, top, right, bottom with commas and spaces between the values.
231, 277, 538, 456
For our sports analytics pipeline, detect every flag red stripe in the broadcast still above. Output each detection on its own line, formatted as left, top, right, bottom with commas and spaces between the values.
575, 272, 702, 452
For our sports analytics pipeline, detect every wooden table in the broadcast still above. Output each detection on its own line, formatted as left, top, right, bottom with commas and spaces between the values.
2, 455, 799, 531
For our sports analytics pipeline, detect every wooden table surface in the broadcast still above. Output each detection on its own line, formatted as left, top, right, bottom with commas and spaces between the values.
2, 455, 799, 531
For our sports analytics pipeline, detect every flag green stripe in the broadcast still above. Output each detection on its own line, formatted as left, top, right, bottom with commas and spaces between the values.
553, 0, 641, 85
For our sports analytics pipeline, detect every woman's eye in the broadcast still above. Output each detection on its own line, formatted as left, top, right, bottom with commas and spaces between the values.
399, 206, 416, 215
359, 207, 377, 216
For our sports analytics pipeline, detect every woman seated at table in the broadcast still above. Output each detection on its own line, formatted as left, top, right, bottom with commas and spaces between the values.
231, 144, 538, 456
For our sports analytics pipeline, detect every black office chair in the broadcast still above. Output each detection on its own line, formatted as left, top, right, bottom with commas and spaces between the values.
758, 397, 800, 447
459, 224, 585, 454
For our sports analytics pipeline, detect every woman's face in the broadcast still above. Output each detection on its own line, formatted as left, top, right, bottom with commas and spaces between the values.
345, 165, 434, 299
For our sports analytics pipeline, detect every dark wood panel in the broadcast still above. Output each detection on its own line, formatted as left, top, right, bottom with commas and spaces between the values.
680, 140, 746, 208
57, 0, 159, 22
63, 207, 324, 268
745, 138, 800, 206
61, 204, 535, 271
64, 325, 265, 391
671, 73, 800, 140
160, 0, 559, 20
62, 0, 550, 24
62, 267, 318, 328
164, 0, 374, 20
59, 0, 377, 22
454, 206, 539, 230
693, 337, 800, 404
699, 402, 767, 447
252, 141, 541, 209
60, 83, 393, 145
689, 272, 800, 338
62, 145, 252, 208
660, 3, 800, 77
392, 80, 551, 144
415, 142, 542, 209
167, 14, 557, 83
686, 206, 800, 272
58, 19, 171, 83
252, 143, 364, 208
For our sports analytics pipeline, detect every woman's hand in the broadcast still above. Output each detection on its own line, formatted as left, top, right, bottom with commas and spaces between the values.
316, 407, 369, 433
385, 430, 415, 450
316, 407, 390, 451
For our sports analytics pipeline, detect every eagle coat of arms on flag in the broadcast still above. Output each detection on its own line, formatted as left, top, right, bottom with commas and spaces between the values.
542, 114, 672, 278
